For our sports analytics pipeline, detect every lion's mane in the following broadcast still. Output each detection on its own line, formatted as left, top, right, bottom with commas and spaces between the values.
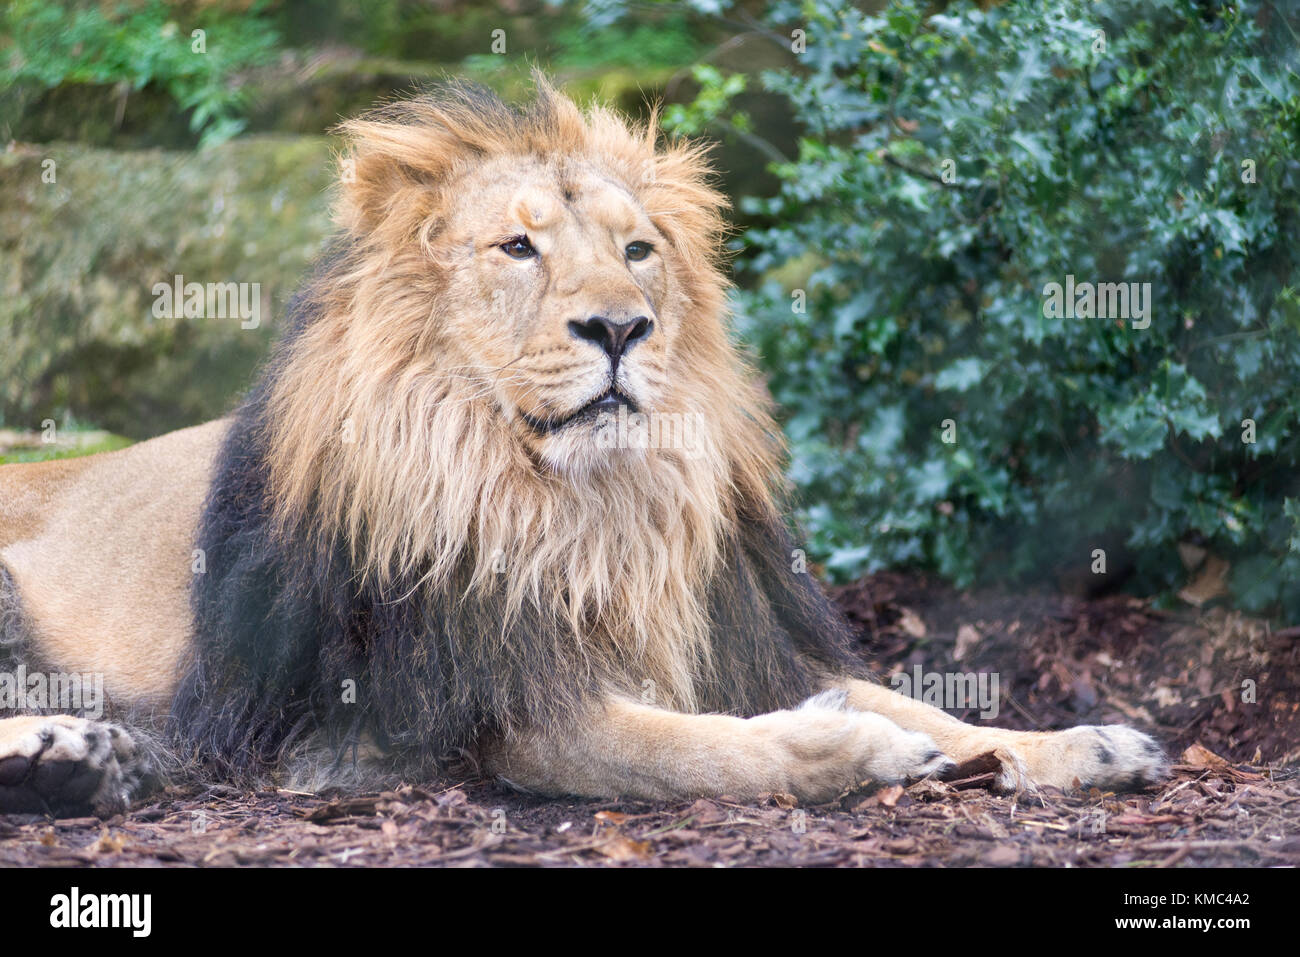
173, 82, 859, 776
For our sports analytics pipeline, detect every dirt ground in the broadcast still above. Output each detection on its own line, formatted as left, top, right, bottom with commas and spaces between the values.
1, 573, 1297, 867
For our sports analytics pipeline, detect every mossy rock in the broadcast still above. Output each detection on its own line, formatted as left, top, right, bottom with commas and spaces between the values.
0, 136, 335, 438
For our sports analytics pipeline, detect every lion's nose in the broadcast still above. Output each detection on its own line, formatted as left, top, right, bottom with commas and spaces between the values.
568, 315, 653, 361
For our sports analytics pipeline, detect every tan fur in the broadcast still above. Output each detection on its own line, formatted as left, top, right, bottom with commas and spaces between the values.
834, 678, 1162, 791
0, 422, 227, 708
486, 694, 951, 804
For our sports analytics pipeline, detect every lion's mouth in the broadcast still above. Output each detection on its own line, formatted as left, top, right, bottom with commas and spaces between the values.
520, 386, 638, 436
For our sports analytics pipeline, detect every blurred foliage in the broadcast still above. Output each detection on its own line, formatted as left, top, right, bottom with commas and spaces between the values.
303, 0, 700, 68
547, 11, 701, 68
706, 0, 1300, 619
663, 64, 749, 135
0, 1, 718, 146
1, 0, 280, 146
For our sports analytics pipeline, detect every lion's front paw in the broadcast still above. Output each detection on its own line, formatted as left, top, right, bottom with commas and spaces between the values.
998, 724, 1167, 792
857, 714, 956, 785
0, 715, 144, 818
754, 691, 955, 803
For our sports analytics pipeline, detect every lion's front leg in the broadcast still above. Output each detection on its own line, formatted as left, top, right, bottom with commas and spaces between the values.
833, 678, 1166, 791
483, 692, 954, 804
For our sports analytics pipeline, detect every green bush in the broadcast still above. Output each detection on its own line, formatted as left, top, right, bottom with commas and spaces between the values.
1, 0, 279, 146
714, 0, 1299, 618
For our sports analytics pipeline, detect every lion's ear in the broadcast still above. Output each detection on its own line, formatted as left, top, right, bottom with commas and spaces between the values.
334, 108, 472, 239
641, 139, 730, 272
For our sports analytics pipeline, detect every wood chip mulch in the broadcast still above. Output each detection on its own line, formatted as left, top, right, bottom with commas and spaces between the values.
0, 758, 1295, 867
1, 572, 1296, 867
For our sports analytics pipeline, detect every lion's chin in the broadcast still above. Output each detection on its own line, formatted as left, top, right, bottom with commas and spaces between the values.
516, 389, 643, 473
530, 413, 648, 476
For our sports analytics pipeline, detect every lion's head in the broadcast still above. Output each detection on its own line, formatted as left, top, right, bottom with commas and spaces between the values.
257, 80, 786, 713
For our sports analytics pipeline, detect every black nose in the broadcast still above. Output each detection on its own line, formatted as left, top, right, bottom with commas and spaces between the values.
568, 315, 653, 361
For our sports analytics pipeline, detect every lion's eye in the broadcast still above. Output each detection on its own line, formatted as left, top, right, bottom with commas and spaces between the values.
625, 241, 653, 262
500, 236, 536, 260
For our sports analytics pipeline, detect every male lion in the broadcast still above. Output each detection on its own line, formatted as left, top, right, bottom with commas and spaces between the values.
0, 81, 1164, 817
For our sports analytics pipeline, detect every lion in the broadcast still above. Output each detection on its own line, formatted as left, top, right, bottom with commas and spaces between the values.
0, 80, 1165, 817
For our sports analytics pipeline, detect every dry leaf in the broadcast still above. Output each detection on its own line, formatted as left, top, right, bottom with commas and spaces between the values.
1153, 685, 1182, 708
905, 778, 952, 800
596, 835, 651, 861
874, 784, 905, 808
93, 827, 126, 854
594, 810, 629, 825
682, 799, 727, 825
954, 624, 981, 660
1178, 554, 1230, 607
1181, 743, 1231, 768
771, 792, 798, 810
898, 608, 927, 639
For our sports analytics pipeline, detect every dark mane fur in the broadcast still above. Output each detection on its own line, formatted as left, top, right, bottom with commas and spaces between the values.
172, 284, 861, 779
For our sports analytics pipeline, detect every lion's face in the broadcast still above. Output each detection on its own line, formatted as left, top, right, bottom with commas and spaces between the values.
436, 155, 688, 471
